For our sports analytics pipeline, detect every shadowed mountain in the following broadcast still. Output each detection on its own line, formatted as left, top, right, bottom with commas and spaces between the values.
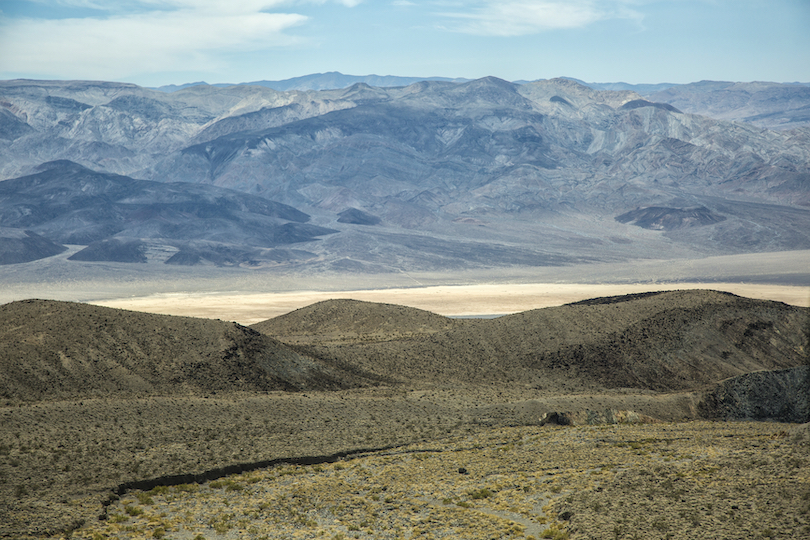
0, 229, 66, 264
0, 299, 380, 401
255, 290, 808, 392
337, 208, 382, 225
615, 206, 727, 230
0, 160, 336, 265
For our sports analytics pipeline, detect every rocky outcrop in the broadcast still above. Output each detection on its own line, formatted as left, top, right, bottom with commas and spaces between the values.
699, 366, 809, 423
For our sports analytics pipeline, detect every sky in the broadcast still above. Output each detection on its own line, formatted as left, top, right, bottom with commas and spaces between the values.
0, 0, 808, 87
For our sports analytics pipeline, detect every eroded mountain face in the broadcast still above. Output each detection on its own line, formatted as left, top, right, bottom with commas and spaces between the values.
1, 77, 808, 268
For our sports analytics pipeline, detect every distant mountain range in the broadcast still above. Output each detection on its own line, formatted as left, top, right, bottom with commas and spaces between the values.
1, 75, 808, 271
155, 71, 472, 93
155, 72, 810, 131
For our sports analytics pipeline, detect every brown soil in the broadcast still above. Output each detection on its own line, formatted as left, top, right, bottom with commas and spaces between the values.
0, 290, 807, 538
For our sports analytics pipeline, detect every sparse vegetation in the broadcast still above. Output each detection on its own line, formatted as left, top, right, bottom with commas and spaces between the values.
0, 293, 807, 539
68, 422, 809, 540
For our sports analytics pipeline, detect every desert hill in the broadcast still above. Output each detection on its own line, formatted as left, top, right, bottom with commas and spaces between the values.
254, 290, 808, 392
0, 299, 377, 401
647, 80, 810, 130
0, 290, 808, 538
251, 298, 459, 343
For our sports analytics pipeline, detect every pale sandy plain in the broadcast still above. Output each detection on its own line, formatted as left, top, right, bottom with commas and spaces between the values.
87, 250, 809, 323
93, 281, 810, 324
2, 249, 807, 323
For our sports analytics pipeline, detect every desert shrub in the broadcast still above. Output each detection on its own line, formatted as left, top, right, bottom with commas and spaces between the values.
124, 505, 143, 516
540, 527, 569, 539
468, 488, 494, 499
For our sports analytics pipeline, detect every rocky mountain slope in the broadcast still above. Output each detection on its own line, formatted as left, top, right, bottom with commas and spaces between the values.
4, 290, 803, 402
1, 77, 809, 270
254, 290, 808, 392
0, 299, 379, 400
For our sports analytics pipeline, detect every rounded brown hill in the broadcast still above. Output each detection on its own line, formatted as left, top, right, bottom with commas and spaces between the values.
254, 290, 808, 392
0, 299, 375, 401
252, 298, 458, 343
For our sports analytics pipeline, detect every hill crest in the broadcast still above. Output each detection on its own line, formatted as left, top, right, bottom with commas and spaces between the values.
0, 299, 377, 401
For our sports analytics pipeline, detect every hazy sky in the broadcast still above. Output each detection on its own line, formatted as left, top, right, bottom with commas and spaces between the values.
1, 0, 808, 87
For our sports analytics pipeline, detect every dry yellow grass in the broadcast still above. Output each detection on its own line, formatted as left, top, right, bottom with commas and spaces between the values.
77, 422, 810, 540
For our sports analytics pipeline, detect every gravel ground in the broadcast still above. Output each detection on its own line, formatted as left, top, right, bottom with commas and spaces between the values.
76, 421, 810, 540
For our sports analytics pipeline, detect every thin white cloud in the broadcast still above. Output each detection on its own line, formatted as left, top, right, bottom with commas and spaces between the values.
0, 2, 322, 80
438, 0, 640, 36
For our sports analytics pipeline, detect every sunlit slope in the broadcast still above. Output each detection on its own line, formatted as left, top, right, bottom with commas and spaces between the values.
254, 290, 808, 391
0, 299, 377, 400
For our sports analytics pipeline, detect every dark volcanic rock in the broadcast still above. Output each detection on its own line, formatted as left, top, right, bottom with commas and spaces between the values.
337, 208, 382, 225
699, 366, 809, 422
619, 99, 681, 113
68, 238, 147, 263
44, 95, 91, 112
0, 229, 66, 264
549, 95, 573, 107
615, 206, 726, 230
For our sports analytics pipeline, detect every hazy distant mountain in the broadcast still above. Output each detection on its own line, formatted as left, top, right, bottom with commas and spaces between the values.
647, 81, 810, 130
155, 72, 471, 93
555, 77, 679, 95
1, 76, 808, 271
